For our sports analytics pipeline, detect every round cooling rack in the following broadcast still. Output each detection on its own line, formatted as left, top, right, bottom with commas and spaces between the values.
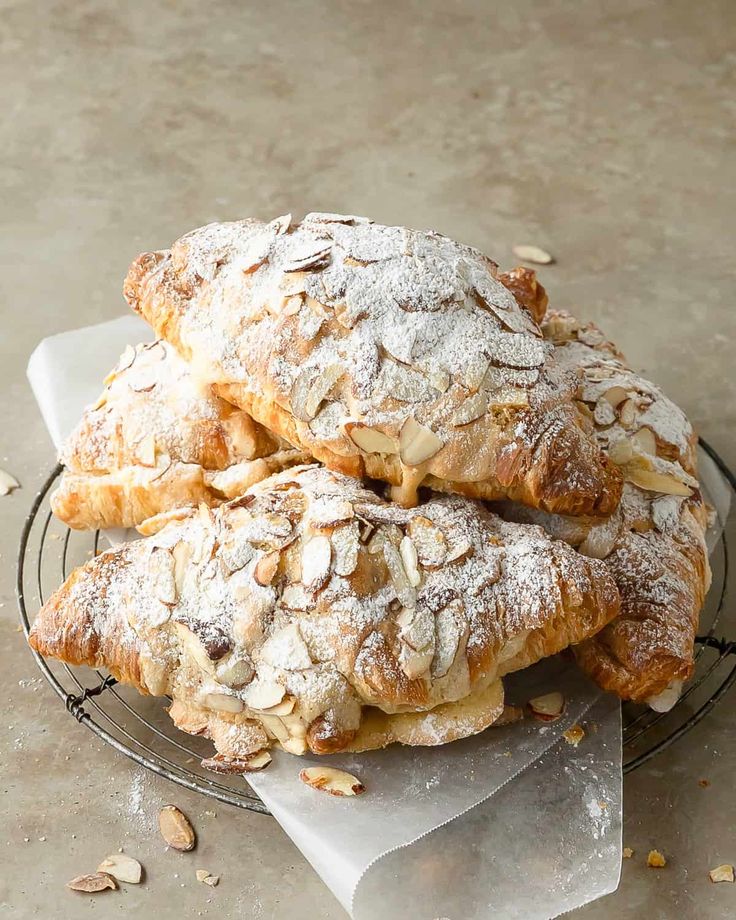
16, 440, 736, 814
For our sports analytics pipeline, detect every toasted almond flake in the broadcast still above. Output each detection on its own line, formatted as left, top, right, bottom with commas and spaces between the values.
399, 536, 421, 587
563, 724, 585, 747
399, 416, 444, 466
647, 849, 666, 868
608, 437, 633, 465
302, 535, 332, 590
136, 433, 156, 466
493, 705, 524, 726
512, 244, 554, 265
260, 697, 296, 716
399, 644, 434, 679
308, 496, 354, 528
201, 749, 272, 774
383, 542, 416, 607
270, 213, 292, 235
0, 468, 19, 496
397, 604, 435, 653
709, 864, 735, 883
204, 692, 244, 714
593, 399, 616, 427
196, 869, 210, 882
630, 427, 657, 456
97, 854, 143, 884
219, 538, 254, 575
407, 516, 447, 568
203, 874, 219, 887
302, 364, 344, 420
150, 546, 177, 606
346, 422, 398, 455
331, 521, 360, 576
254, 551, 280, 586
528, 691, 565, 721
618, 398, 637, 428
578, 515, 620, 560
246, 679, 285, 711
66, 872, 117, 893
214, 656, 254, 689
428, 368, 450, 393
623, 847, 634, 859
283, 240, 332, 273
158, 805, 196, 851
299, 766, 365, 796
601, 385, 629, 408
624, 467, 692, 496
451, 391, 488, 427
260, 623, 312, 671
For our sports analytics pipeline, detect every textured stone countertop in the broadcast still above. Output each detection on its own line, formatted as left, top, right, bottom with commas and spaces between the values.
1, 1, 735, 917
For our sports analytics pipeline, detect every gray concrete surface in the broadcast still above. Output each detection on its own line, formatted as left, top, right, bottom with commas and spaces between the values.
1, 0, 735, 917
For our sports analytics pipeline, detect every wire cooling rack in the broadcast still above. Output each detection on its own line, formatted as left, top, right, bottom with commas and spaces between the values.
16, 441, 736, 813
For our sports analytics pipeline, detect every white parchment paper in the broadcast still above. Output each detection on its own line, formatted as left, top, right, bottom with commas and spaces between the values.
29, 316, 725, 919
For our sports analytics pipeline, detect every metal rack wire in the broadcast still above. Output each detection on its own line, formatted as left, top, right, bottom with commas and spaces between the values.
16, 441, 736, 814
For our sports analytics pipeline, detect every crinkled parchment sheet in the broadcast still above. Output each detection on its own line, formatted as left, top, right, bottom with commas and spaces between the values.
28, 316, 729, 919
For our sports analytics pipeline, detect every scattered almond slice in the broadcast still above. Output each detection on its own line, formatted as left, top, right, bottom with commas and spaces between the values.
299, 766, 365, 797
246, 678, 285, 711
709, 864, 735, 883
345, 422, 398, 455
623, 847, 634, 859
647, 849, 666, 868
630, 427, 657, 456
204, 692, 244, 714
196, 869, 220, 886
399, 416, 443, 466
563, 724, 585, 747
254, 551, 280, 586
97, 854, 143, 884
383, 542, 417, 608
399, 536, 421, 587
624, 467, 692, 496
512, 244, 554, 265
602, 385, 629, 408
66, 872, 117, 893
451, 391, 488, 427
618, 398, 637, 428
158, 805, 196, 851
0, 468, 19, 496
528, 692, 565, 722
201, 750, 272, 774
407, 516, 447, 568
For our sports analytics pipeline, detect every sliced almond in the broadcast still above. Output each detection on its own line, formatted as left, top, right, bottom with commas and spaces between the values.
204, 692, 244, 714
254, 551, 281, 586
0, 468, 20, 496
527, 691, 565, 721
383, 542, 416, 608
578, 515, 620, 560
137, 506, 194, 536
602, 385, 629, 408
97, 854, 143, 884
432, 601, 466, 678
709, 864, 735, 883
608, 437, 633, 466
196, 869, 210, 882
624, 467, 692, 496
283, 240, 332, 273
407, 516, 447, 568
630, 427, 657, 456
299, 766, 365, 797
150, 546, 177, 606
302, 535, 332, 590
397, 604, 435, 653
399, 416, 443, 466
202, 874, 219, 887
260, 697, 296, 716
399, 536, 421, 587
158, 805, 196, 851
647, 849, 666, 868
260, 623, 312, 671
172, 539, 192, 593
618, 398, 637, 428
399, 644, 434, 679
593, 399, 616, 427
308, 496, 354, 528
214, 656, 254, 689
563, 724, 585, 747
346, 422, 398, 455
66, 872, 117, 893
428, 367, 450, 393
302, 364, 344, 421
136, 433, 156, 467
246, 678, 285, 711
512, 244, 554, 265
220, 538, 254, 575
451, 391, 488, 427
331, 521, 360, 576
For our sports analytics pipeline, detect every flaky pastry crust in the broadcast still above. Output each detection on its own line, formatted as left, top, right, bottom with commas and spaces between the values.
30, 466, 619, 767
123, 213, 621, 515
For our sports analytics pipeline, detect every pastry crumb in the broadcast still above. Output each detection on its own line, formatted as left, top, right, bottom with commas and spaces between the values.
563, 724, 585, 747
698, 779, 710, 788
647, 849, 667, 868
709, 864, 734, 884
623, 847, 634, 859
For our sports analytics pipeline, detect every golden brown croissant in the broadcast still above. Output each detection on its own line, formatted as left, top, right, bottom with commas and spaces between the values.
52, 340, 307, 530
30, 466, 619, 769
123, 213, 621, 515
503, 310, 709, 706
